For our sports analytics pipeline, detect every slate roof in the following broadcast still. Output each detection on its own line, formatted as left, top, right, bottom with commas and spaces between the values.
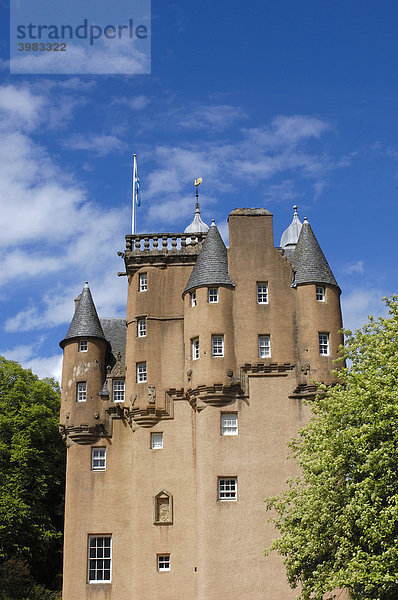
292, 219, 338, 288
60, 282, 106, 348
183, 222, 234, 295
100, 318, 126, 368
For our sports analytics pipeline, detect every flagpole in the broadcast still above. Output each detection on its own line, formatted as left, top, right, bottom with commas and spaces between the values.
132, 154, 137, 234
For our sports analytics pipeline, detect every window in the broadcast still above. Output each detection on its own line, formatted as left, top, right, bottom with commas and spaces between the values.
137, 362, 147, 383
137, 318, 146, 337
92, 447, 106, 471
190, 291, 197, 307
113, 380, 125, 403
157, 555, 170, 571
258, 335, 271, 358
151, 433, 163, 449
88, 536, 111, 583
319, 333, 330, 356
79, 340, 88, 352
211, 335, 224, 357
221, 413, 238, 436
154, 491, 173, 524
77, 382, 87, 402
316, 286, 325, 301
208, 288, 219, 303
218, 477, 237, 501
257, 282, 268, 304
139, 273, 147, 292
191, 337, 200, 360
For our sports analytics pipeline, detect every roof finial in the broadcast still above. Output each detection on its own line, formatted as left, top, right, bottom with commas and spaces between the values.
184, 179, 209, 236
293, 205, 298, 214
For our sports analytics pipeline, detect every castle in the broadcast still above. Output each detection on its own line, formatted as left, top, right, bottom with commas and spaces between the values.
59, 202, 343, 599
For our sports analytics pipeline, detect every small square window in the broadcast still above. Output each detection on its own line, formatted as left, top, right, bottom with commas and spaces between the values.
77, 382, 87, 402
139, 273, 147, 292
191, 337, 200, 360
88, 536, 111, 583
151, 433, 163, 449
92, 447, 106, 471
257, 282, 268, 304
319, 333, 330, 356
211, 335, 224, 357
137, 318, 147, 337
137, 362, 147, 383
113, 380, 125, 403
221, 413, 238, 436
190, 291, 197, 307
79, 340, 88, 352
208, 288, 219, 303
218, 477, 237, 501
258, 335, 271, 358
316, 286, 325, 301
157, 555, 170, 571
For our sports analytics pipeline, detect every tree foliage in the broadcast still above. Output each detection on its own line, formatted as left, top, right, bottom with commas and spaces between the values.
0, 356, 65, 595
266, 296, 398, 600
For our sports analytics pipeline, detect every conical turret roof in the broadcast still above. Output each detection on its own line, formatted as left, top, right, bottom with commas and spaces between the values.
280, 205, 302, 249
183, 221, 234, 295
60, 282, 106, 348
292, 219, 338, 288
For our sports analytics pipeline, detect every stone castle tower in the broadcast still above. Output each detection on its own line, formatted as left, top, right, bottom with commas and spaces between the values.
59, 204, 343, 599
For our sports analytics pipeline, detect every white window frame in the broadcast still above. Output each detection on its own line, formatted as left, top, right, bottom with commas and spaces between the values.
88, 535, 112, 583
257, 282, 268, 304
319, 333, 330, 356
113, 380, 125, 403
151, 432, 163, 449
137, 362, 147, 383
157, 554, 170, 572
190, 291, 197, 307
139, 272, 147, 292
218, 477, 237, 501
91, 447, 106, 471
258, 335, 271, 358
191, 337, 200, 360
208, 288, 219, 303
316, 286, 325, 302
221, 413, 238, 436
79, 340, 88, 352
211, 335, 224, 357
77, 381, 87, 402
137, 318, 147, 337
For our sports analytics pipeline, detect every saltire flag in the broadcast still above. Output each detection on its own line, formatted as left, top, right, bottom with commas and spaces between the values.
133, 155, 141, 207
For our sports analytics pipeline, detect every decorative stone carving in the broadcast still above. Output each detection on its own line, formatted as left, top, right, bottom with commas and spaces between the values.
187, 369, 192, 382
130, 394, 137, 406
301, 363, 310, 375
154, 490, 173, 525
111, 353, 124, 377
148, 386, 156, 404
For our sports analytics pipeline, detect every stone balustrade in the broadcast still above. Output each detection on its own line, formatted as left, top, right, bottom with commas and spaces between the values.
125, 232, 207, 253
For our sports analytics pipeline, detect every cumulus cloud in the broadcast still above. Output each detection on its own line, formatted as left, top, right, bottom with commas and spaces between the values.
343, 260, 364, 275
64, 133, 127, 156
179, 104, 247, 131
0, 85, 44, 130
341, 288, 387, 333
0, 343, 63, 381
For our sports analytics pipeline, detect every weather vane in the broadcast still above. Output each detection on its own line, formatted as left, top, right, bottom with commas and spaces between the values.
194, 177, 202, 207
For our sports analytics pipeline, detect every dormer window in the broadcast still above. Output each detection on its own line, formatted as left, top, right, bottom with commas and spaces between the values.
113, 380, 125, 403
79, 340, 88, 352
208, 288, 219, 303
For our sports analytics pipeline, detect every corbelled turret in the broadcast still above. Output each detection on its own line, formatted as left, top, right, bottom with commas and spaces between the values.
60, 282, 105, 347
292, 218, 338, 288
183, 221, 234, 296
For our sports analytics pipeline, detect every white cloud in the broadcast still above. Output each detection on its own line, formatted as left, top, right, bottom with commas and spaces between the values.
179, 104, 247, 131
113, 95, 149, 110
0, 343, 63, 381
64, 133, 126, 156
263, 179, 299, 203
341, 288, 387, 333
343, 260, 364, 275
0, 85, 44, 131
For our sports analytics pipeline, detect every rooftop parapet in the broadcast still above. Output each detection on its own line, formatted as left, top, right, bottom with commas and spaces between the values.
120, 232, 207, 274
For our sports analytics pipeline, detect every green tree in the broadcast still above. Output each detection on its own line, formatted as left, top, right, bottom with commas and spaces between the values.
266, 296, 398, 600
0, 356, 65, 595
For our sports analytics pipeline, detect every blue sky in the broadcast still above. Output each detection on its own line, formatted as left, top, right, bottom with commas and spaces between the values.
0, 0, 397, 380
